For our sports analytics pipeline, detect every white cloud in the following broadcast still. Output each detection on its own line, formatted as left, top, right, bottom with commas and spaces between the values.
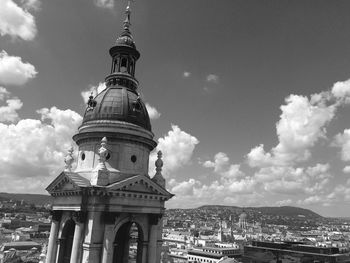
145, 103, 161, 120
206, 74, 219, 84
254, 163, 331, 196
203, 152, 244, 179
183, 71, 191, 78
0, 50, 37, 86
0, 107, 82, 193
276, 199, 292, 206
247, 94, 336, 167
0, 0, 37, 40
149, 124, 199, 176
333, 129, 350, 161
0, 87, 22, 123
0, 87, 10, 100
331, 79, 350, 102
171, 178, 200, 196
0, 98, 23, 123
81, 82, 106, 103
298, 195, 323, 205
93, 0, 114, 9
343, 166, 350, 173
21, 0, 41, 11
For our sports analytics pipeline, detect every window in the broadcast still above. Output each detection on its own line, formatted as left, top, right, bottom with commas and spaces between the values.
121, 57, 127, 73
129, 61, 134, 75
131, 155, 137, 163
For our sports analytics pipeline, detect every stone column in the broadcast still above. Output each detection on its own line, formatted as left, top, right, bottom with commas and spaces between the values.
81, 210, 106, 263
155, 216, 163, 263
101, 224, 114, 263
141, 241, 148, 263
148, 225, 157, 263
46, 211, 61, 263
148, 214, 161, 263
70, 212, 86, 263
70, 222, 84, 263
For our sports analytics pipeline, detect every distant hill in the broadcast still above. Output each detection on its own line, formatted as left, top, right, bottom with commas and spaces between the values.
196, 205, 322, 219
0, 193, 53, 205
254, 206, 321, 218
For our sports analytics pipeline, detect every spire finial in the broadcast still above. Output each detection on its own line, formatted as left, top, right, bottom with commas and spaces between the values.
123, 1, 131, 31
64, 146, 74, 172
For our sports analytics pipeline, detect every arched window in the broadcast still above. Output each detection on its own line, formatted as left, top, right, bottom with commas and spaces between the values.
120, 57, 128, 73
113, 57, 119, 73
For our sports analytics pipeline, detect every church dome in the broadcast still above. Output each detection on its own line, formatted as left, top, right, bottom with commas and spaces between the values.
239, 212, 247, 220
82, 84, 151, 131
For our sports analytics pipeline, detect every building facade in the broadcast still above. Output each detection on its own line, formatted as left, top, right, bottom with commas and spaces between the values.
45, 4, 173, 263
243, 241, 350, 263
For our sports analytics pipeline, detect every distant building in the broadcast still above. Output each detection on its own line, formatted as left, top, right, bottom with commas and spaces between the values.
239, 212, 247, 230
243, 241, 350, 263
188, 245, 242, 263
1, 241, 41, 253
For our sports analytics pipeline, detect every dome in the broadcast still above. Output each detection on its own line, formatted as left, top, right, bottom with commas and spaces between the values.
82, 84, 151, 131
239, 212, 247, 220
115, 31, 136, 49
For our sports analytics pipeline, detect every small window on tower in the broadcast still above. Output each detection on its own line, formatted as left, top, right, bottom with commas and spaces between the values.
129, 61, 134, 75
131, 155, 137, 163
121, 58, 127, 73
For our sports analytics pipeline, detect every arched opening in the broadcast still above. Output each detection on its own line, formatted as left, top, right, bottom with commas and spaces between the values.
120, 57, 128, 73
57, 219, 75, 263
129, 60, 134, 76
113, 221, 143, 263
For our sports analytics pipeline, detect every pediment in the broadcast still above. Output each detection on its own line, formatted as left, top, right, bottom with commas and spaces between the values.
107, 175, 173, 198
46, 171, 90, 194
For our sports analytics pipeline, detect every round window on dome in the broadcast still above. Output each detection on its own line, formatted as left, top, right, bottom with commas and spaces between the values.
131, 155, 137, 163
81, 152, 85, 161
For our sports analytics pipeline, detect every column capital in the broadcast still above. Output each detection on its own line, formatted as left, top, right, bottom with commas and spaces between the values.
72, 211, 87, 224
51, 210, 62, 222
149, 214, 162, 225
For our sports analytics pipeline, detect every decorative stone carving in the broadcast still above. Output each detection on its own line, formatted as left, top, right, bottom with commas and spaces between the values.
98, 137, 109, 169
91, 137, 110, 186
51, 210, 62, 222
64, 147, 74, 172
155, 151, 163, 175
72, 211, 87, 224
152, 151, 165, 187
128, 213, 136, 222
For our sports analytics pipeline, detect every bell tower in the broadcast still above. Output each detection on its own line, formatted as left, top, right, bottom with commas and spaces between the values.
45, 3, 173, 263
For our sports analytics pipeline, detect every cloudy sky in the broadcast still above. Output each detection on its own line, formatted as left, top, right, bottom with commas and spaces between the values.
2, 0, 350, 216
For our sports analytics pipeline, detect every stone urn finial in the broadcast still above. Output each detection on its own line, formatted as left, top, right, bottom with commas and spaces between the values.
64, 147, 74, 172
153, 150, 165, 187
155, 150, 163, 175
